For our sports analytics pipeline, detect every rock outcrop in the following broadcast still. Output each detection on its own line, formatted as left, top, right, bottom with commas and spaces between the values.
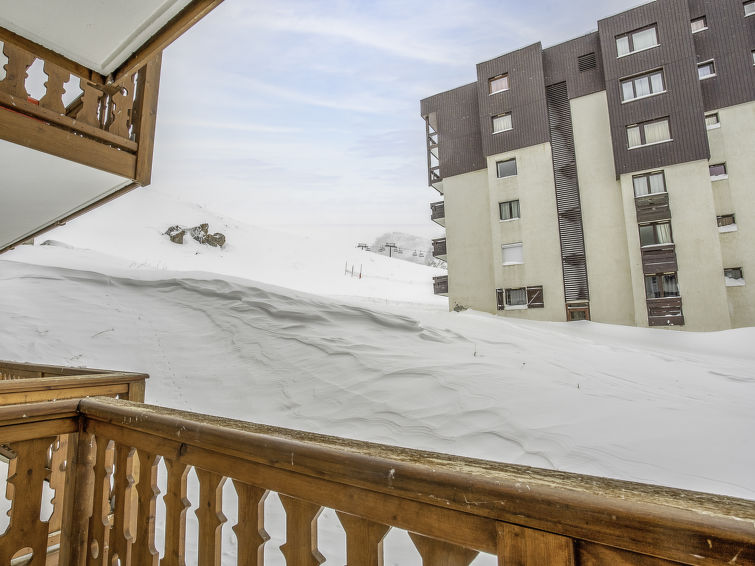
164, 223, 226, 247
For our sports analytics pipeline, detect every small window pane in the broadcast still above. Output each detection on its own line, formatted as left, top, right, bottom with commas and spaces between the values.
644, 119, 670, 144
745, 1, 755, 17
492, 113, 512, 133
635, 76, 651, 97
650, 72, 664, 92
621, 81, 635, 101
502, 243, 523, 265
663, 274, 679, 296
717, 214, 735, 227
649, 173, 666, 193
506, 288, 527, 306
691, 17, 707, 32
698, 61, 715, 79
499, 199, 520, 220
725, 268, 744, 279
639, 225, 656, 246
489, 74, 509, 94
645, 276, 661, 298
616, 36, 630, 56
633, 175, 649, 196
656, 222, 672, 244
705, 113, 720, 128
496, 158, 517, 178
627, 125, 642, 148
709, 163, 727, 177
633, 27, 658, 51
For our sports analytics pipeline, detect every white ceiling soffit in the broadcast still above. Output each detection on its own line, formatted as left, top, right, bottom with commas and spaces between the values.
0, 0, 194, 76
0, 140, 130, 250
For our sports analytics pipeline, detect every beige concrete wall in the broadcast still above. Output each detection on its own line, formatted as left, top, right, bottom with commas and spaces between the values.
707, 101, 755, 328
571, 91, 635, 326
443, 169, 496, 312
486, 143, 566, 321
620, 160, 730, 331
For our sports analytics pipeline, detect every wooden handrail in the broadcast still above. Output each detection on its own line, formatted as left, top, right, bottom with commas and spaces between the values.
75, 397, 755, 566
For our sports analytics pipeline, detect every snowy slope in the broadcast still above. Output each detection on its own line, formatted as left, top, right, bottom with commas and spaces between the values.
1, 247, 754, 502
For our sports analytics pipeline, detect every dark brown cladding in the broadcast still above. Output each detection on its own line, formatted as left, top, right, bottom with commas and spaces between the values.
476, 43, 550, 157
420, 83, 486, 179
688, 0, 755, 112
543, 32, 605, 98
598, 0, 710, 178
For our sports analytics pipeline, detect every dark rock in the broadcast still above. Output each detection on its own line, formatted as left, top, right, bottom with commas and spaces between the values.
165, 225, 186, 244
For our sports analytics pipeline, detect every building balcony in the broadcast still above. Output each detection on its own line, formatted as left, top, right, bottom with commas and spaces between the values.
641, 244, 677, 274
635, 193, 671, 223
0, 359, 751, 565
432, 237, 447, 260
433, 274, 449, 296
430, 200, 445, 226
647, 296, 684, 327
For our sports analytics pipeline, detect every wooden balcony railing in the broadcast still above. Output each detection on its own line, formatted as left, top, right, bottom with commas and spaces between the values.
0, 360, 147, 404
635, 193, 671, 223
430, 200, 445, 225
0, 36, 161, 185
641, 244, 678, 274
0, 396, 752, 565
432, 237, 447, 258
433, 274, 449, 295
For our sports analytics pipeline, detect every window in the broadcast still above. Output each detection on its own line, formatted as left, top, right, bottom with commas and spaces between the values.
725, 267, 744, 279
502, 243, 523, 265
627, 118, 671, 148
620, 69, 665, 102
496, 158, 517, 178
492, 113, 513, 133
717, 214, 736, 228
616, 25, 659, 57
633, 171, 666, 196
499, 199, 520, 220
489, 74, 509, 94
705, 113, 720, 129
496, 286, 544, 310
639, 222, 673, 246
578, 52, 597, 72
697, 60, 716, 79
645, 273, 680, 299
745, 1, 755, 17
709, 163, 727, 179
691, 16, 707, 32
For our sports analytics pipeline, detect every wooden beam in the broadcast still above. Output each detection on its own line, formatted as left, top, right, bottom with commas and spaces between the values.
0, 26, 104, 84
133, 54, 163, 186
112, 0, 225, 81
0, 105, 136, 176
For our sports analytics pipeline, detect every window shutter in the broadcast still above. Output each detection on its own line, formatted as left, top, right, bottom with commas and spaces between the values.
578, 52, 597, 72
496, 289, 505, 310
527, 286, 544, 308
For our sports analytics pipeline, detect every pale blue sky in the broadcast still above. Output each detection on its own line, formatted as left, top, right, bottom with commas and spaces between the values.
150, 0, 645, 241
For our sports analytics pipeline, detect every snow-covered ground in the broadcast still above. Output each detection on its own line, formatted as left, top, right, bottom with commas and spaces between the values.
0, 188, 753, 562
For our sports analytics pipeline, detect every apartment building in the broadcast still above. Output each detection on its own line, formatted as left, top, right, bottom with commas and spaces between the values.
422, 0, 755, 331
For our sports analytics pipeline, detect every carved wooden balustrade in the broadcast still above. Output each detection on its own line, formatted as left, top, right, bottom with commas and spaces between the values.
0, 394, 753, 566
0, 35, 160, 184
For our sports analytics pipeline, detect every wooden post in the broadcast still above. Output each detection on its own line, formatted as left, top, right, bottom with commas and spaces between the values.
133, 53, 163, 186
64, 432, 96, 566
497, 523, 575, 566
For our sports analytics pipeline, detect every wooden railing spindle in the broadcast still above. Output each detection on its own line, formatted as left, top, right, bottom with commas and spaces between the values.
279, 495, 325, 566
336, 512, 390, 566
195, 468, 227, 566
408, 532, 479, 566
0, 437, 56, 565
87, 437, 112, 566
108, 74, 135, 139
232, 481, 269, 566
39, 60, 68, 114
161, 459, 190, 566
133, 450, 161, 566
0, 43, 35, 98
110, 442, 135, 566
